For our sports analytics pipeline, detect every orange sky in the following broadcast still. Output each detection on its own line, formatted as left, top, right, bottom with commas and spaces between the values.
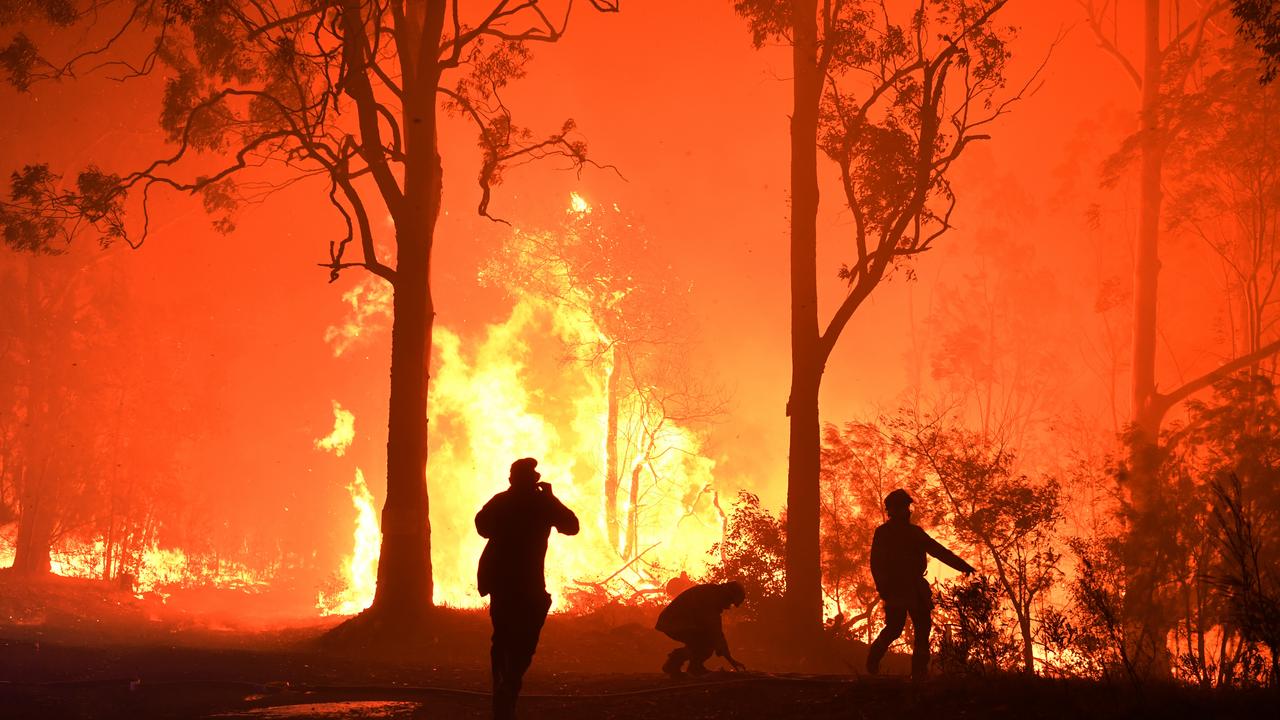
0, 2, 1245, 601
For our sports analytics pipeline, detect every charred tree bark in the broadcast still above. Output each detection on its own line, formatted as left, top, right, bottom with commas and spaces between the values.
785, 0, 825, 640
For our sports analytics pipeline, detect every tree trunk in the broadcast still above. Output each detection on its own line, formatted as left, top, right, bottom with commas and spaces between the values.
1124, 0, 1173, 678
623, 459, 641, 560
604, 345, 622, 553
12, 472, 52, 576
11, 260, 53, 577
365, 6, 446, 625
1019, 611, 1035, 675
785, 0, 825, 639
103, 513, 115, 582
369, 265, 435, 617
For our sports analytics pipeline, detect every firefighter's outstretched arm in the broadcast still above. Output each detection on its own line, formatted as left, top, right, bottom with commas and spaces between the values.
923, 532, 976, 574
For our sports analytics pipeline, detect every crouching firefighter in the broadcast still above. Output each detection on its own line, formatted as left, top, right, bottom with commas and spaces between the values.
656, 581, 747, 677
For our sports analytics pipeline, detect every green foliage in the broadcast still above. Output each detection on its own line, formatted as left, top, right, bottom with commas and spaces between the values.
704, 491, 785, 616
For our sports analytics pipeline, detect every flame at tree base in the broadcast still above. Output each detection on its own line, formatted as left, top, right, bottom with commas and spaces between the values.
317, 469, 380, 616
317, 296, 727, 614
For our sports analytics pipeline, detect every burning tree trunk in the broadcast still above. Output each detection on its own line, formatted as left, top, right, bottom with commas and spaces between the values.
605, 345, 623, 552
624, 459, 643, 561
621, 409, 664, 561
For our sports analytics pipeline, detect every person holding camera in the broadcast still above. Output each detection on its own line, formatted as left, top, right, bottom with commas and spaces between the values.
476, 457, 580, 720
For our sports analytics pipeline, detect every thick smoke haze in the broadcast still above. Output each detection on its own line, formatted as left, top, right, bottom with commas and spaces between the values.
0, 0, 1269, 628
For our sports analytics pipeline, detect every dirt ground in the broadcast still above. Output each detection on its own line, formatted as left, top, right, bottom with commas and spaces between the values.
1, 575, 1275, 719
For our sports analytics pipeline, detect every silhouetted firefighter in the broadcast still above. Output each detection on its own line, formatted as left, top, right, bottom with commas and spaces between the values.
866, 489, 975, 680
477, 457, 580, 720
656, 581, 747, 677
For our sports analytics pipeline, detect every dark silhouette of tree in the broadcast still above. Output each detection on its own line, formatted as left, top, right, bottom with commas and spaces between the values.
1061, 534, 1141, 683
1232, 0, 1280, 83
704, 491, 786, 619
1081, 0, 1280, 676
732, 0, 1030, 637
0, 1, 619, 638
1209, 473, 1280, 686
818, 421, 921, 642
933, 574, 1020, 674
1, 248, 117, 575
889, 410, 1063, 675
1158, 375, 1280, 686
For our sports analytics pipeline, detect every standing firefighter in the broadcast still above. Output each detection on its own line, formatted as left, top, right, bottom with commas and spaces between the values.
476, 457, 579, 720
866, 489, 975, 680
656, 581, 747, 677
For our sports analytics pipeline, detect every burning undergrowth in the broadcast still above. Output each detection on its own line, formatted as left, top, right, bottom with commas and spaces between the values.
1, 195, 735, 623
306, 194, 733, 616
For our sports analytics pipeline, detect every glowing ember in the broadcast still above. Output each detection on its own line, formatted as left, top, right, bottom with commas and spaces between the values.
569, 191, 591, 214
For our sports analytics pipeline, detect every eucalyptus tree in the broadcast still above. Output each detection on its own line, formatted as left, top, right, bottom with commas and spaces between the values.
733, 0, 1030, 635
0, 0, 619, 636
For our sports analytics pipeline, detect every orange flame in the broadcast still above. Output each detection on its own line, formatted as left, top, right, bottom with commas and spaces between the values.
316, 193, 728, 612
317, 469, 380, 615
